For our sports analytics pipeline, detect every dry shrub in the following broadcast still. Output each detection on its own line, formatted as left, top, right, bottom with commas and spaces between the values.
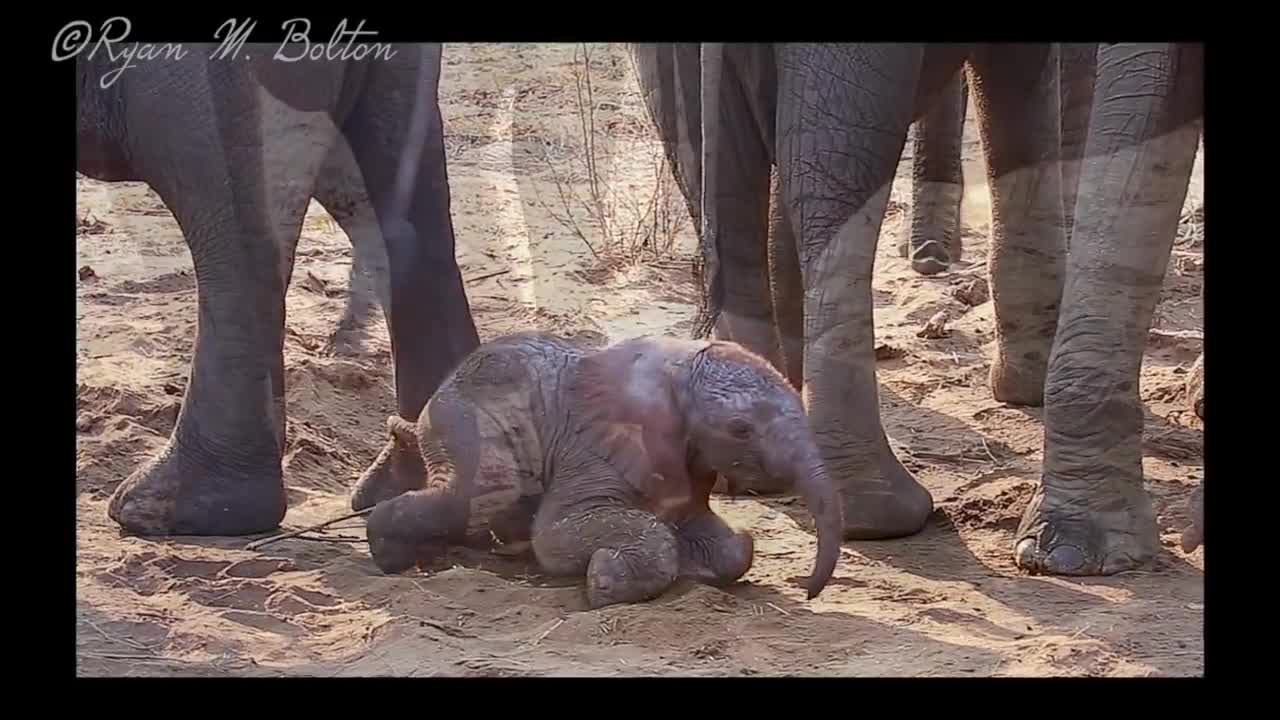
532, 43, 691, 267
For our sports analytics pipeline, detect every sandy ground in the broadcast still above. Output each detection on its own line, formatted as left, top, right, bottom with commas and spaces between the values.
75, 44, 1205, 677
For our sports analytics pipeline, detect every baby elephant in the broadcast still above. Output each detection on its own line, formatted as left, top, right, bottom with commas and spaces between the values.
353, 331, 843, 608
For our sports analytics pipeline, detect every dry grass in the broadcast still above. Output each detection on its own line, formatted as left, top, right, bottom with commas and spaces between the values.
531, 43, 690, 267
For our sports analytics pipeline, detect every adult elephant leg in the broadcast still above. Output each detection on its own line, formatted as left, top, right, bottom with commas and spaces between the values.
768, 166, 805, 390
630, 43, 703, 238
777, 44, 932, 539
969, 45, 1068, 407
340, 47, 481, 508
108, 75, 335, 536
700, 44, 783, 368
314, 138, 393, 356
1015, 43, 1203, 575
905, 69, 967, 276
1057, 43, 1098, 248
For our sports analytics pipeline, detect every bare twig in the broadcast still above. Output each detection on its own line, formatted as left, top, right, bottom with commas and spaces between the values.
765, 602, 791, 617
979, 437, 1000, 464
80, 651, 201, 664
244, 508, 374, 551
466, 269, 511, 284
84, 619, 154, 652
530, 617, 565, 646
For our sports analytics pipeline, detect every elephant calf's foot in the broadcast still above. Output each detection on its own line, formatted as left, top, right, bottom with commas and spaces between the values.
586, 544, 680, 609
840, 448, 934, 540
366, 489, 467, 573
1013, 481, 1159, 575
107, 440, 286, 536
677, 529, 755, 587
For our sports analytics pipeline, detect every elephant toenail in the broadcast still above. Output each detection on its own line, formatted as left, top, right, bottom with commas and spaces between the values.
1046, 544, 1086, 573
1102, 551, 1137, 575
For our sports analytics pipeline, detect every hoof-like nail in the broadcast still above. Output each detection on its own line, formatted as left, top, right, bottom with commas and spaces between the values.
1046, 544, 1086, 574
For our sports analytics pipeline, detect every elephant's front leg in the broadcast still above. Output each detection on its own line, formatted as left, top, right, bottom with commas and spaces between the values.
904, 68, 968, 276
532, 493, 679, 609
1014, 43, 1202, 575
776, 44, 933, 539
340, 48, 482, 502
108, 87, 334, 535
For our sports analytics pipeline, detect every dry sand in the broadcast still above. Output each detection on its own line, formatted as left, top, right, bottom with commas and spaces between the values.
75, 43, 1204, 677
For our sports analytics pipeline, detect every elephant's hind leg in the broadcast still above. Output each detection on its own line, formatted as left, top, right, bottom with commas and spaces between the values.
340, 48, 481, 505
533, 505, 679, 609
968, 45, 1068, 407
674, 510, 754, 587
313, 138, 392, 356
340, 46, 480, 421
905, 68, 968, 276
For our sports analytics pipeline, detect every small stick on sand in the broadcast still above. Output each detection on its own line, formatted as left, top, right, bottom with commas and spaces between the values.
244, 508, 374, 551
466, 269, 510, 284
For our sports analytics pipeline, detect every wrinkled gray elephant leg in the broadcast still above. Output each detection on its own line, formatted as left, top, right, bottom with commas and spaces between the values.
674, 510, 754, 587
776, 44, 932, 539
904, 69, 967, 276
313, 139, 392, 356
1015, 43, 1202, 576
768, 167, 805, 391
533, 502, 679, 609
968, 46, 1067, 407
108, 85, 335, 536
700, 44, 784, 368
1058, 43, 1098, 249
340, 48, 481, 504
630, 44, 703, 239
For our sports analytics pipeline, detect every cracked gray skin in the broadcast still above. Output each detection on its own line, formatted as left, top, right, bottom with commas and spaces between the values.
78, 43, 481, 536
632, 43, 1203, 576
353, 331, 842, 609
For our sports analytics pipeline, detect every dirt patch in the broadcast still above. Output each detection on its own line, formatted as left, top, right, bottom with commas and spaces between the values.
76, 43, 1203, 677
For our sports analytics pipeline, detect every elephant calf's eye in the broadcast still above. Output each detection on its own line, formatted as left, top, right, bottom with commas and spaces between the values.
727, 418, 753, 440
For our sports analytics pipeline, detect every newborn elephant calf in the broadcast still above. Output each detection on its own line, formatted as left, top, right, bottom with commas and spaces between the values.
353, 332, 842, 608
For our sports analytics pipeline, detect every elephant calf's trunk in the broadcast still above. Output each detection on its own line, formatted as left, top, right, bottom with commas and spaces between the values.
793, 455, 843, 599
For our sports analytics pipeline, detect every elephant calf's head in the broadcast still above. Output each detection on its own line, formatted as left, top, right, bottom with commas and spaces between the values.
573, 336, 843, 599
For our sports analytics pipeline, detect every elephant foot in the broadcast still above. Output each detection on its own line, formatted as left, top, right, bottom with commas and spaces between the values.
1180, 484, 1204, 553
107, 439, 286, 536
1013, 479, 1158, 575
676, 524, 755, 587
989, 347, 1048, 407
365, 488, 466, 573
841, 448, 934, 540
586, 544, 679, 609
350, 430, 427, 511
908, 240, 953, 276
